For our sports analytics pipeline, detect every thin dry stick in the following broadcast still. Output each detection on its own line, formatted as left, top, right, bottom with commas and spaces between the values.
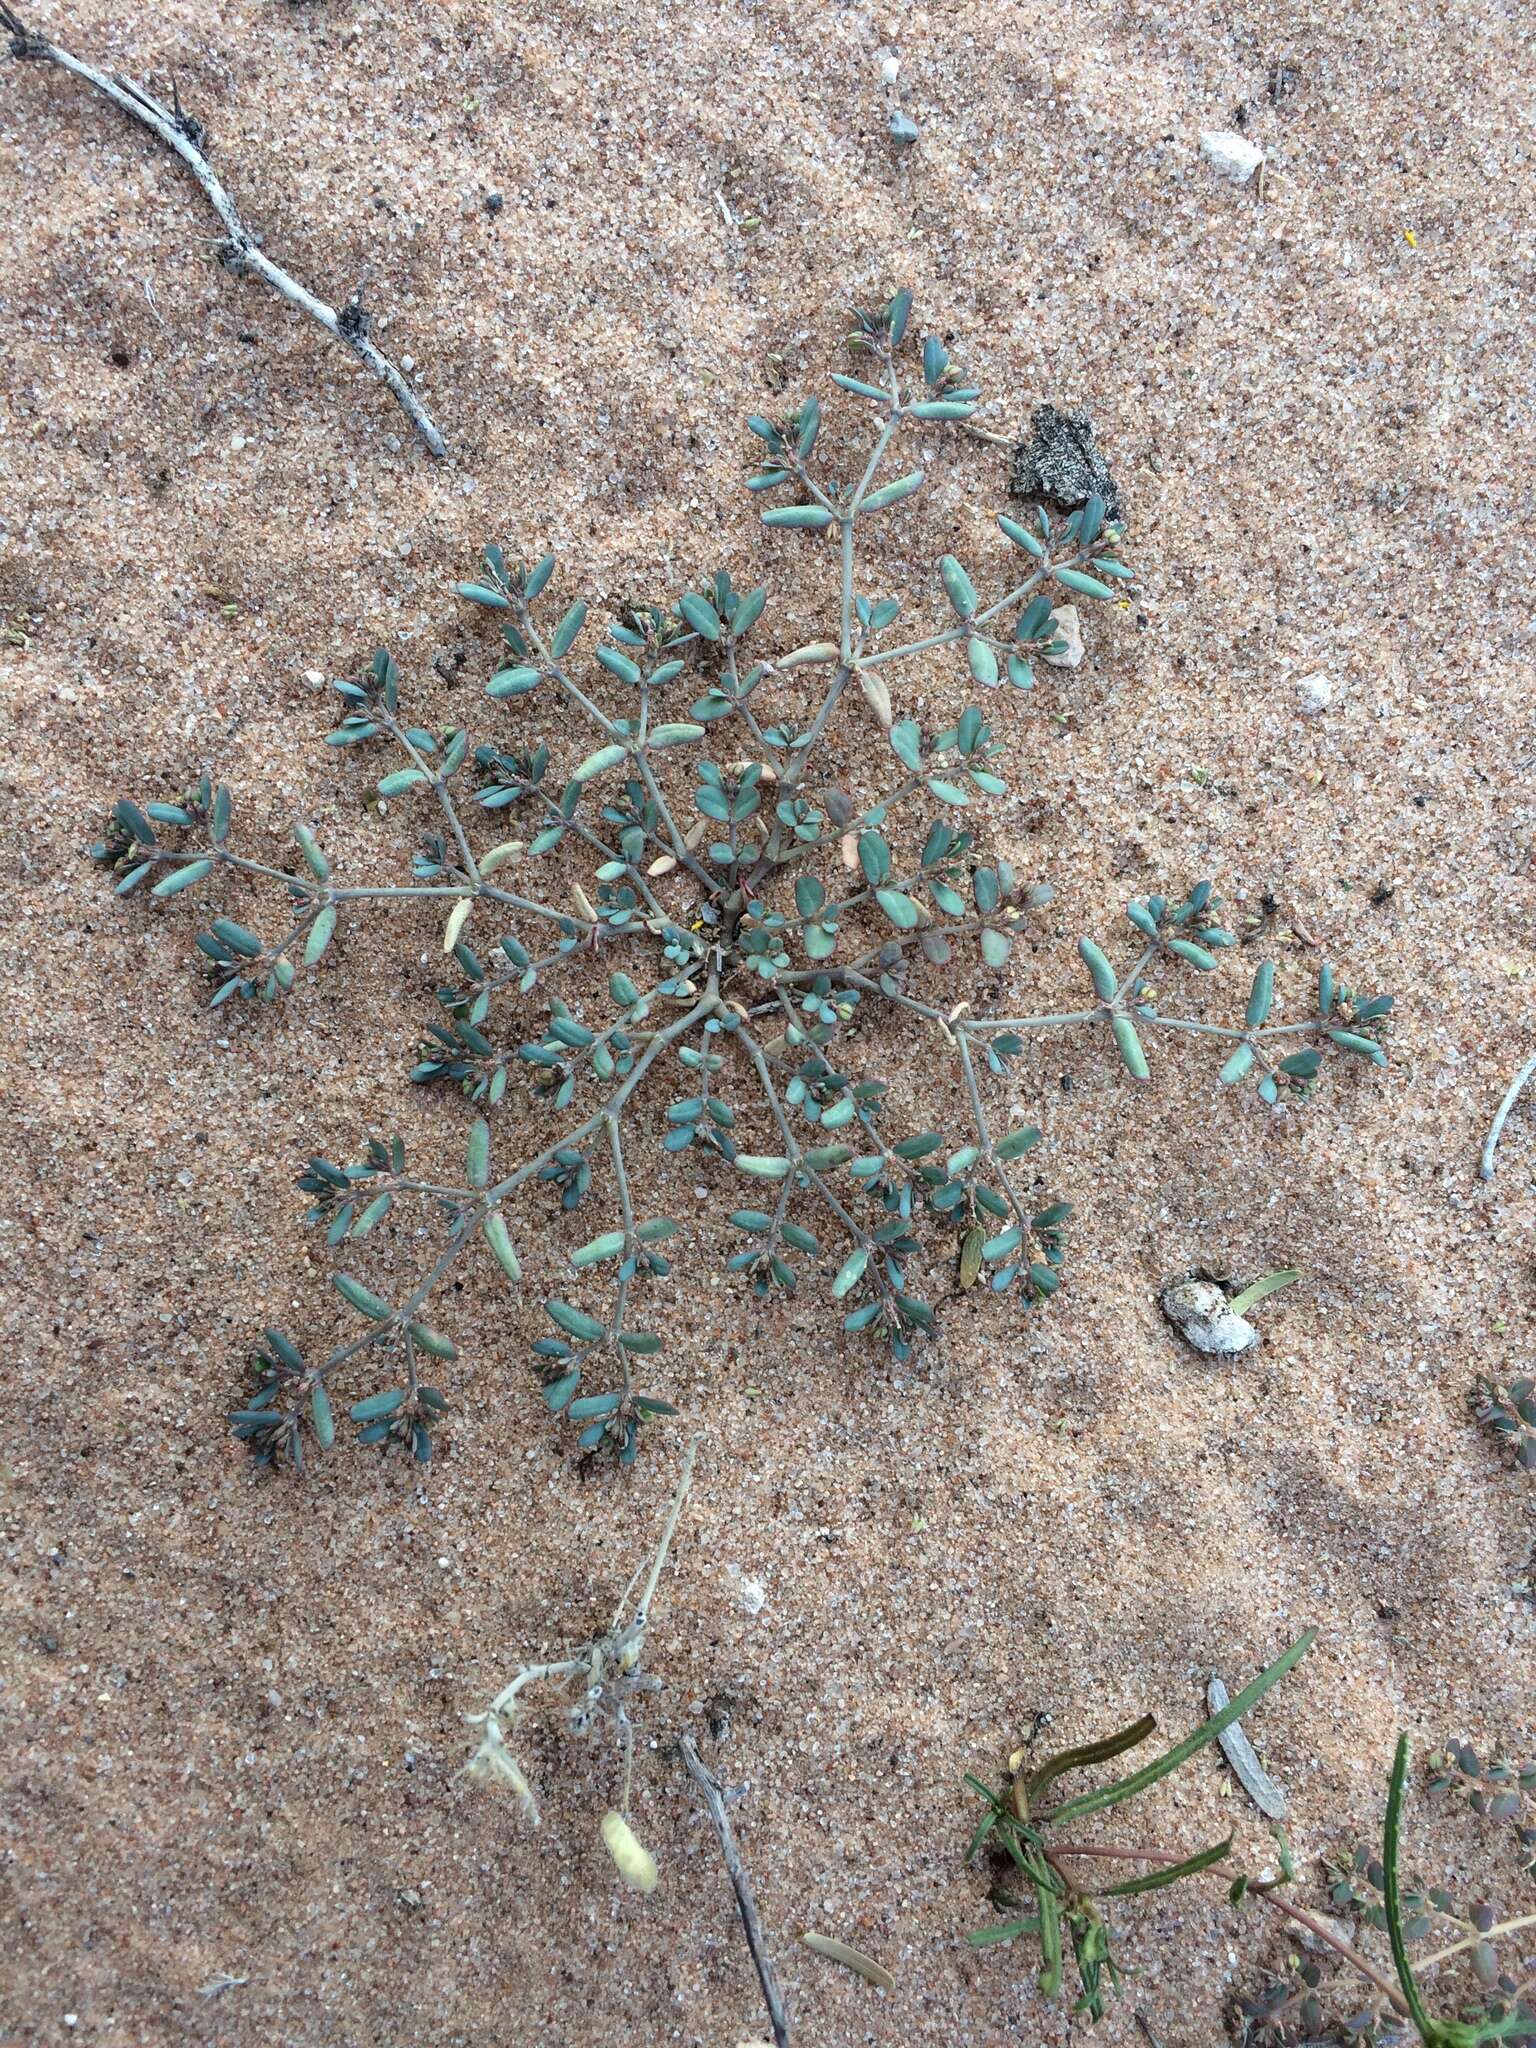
678, 1735, 791, 2048
1, 6, 446, 457
1481, 1050, 1536, 1180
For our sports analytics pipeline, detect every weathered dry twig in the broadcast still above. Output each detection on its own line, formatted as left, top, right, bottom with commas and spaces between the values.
1481, 1050, 1536, 1180
2, 6, 446, 457
678, 1735, 791, 2048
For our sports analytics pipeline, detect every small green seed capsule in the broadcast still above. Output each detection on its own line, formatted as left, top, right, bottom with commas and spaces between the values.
959, 1229, 984, 1290
1219, 1043, 1256, 1085
1112, 1015, 1150, 1080
1328, 1029, 1387, 1066
1166, 938, 1218, 972
940, 555, 978, 618
304, 904, 338, 965
1246, 961, 1275, 1029
737, 1155, 790, 1179
293, 823, 330, 881
1078, 937, 1118, 1001
482, 1211, 522, 1285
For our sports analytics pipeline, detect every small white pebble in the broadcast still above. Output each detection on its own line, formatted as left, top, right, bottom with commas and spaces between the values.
1041, 604, 1084, 670
229, 433, 247, 451
1200, 130, 1264, 184
880, 55, 900, 84
1296, 671, 1335, 715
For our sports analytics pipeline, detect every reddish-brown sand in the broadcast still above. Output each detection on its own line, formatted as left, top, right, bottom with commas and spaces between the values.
2, 3, 1533, 2044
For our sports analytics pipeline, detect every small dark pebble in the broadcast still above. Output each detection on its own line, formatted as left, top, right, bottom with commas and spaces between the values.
1011, 403, 1122, 520
485, 192, 504, 215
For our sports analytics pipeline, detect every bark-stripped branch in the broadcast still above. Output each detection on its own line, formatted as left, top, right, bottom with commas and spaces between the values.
678, 1735, 791, 2048
2, 7, 447, 457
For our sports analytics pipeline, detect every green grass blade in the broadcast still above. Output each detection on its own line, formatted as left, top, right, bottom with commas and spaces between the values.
1038, 1630, 1315, 1827
1227, 1268, 1301, 1317
1023, 1714, 1158, 1809
966, 1916, 1042, 1949
1094, 1834, 1233, 1898
964, 1777, 1046, 1865
1037, 1882, 1063, 1998
963, 1780, 1004, 1864
1384, 1734, 1437, 2040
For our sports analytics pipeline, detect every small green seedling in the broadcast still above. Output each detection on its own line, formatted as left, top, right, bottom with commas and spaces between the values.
967, 1665, 1536, 2042
1470, 1380, 1536, 1474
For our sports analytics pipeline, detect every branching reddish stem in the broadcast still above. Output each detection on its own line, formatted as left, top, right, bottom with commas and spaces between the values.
1044, 1840, 1409, 2017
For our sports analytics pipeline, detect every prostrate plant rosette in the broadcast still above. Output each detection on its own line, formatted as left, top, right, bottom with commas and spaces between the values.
93, 292, 1394, 1473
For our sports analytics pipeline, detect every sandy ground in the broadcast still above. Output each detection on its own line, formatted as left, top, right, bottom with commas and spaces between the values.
2, 1, 1534, 2043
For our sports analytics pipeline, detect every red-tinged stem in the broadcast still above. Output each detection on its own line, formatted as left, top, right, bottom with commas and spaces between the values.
1043, 1840, 1409, 2017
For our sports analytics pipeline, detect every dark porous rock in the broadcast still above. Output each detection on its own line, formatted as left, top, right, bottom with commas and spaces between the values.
1010, 403, 1122, 520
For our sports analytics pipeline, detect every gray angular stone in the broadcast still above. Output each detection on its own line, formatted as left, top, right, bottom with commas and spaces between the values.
1010, 403, 1122, 519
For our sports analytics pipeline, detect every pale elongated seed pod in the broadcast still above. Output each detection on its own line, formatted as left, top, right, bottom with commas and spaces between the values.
600, 1810, 658, 1892
858, 670, 893, 730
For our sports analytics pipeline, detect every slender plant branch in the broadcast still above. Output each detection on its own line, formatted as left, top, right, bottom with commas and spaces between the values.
1042, 1840, 1411, 2019
1481, 1051, 1536, 1180
0, 8, 446, 456
1416, 1912, 1536, 1978
320, 988, 718, 1377
678, 1734, 792, 2048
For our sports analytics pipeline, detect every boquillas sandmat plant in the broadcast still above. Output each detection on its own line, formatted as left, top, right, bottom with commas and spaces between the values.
93, 291, 1394, 1470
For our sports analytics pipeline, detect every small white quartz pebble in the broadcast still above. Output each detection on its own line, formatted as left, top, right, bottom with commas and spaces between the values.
1296, 671, 1335, 715
1200, 130, 1264, 184
1161, 1279, 1259, 1357
1041, 604, 1084, 669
